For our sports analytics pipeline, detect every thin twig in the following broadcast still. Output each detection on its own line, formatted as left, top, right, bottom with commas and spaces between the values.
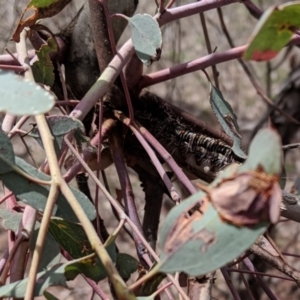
63, 118, 116, 183
137, 122, 197, 194
0, 233, 28, 285
282, 143, 300, 150
250, 244, 300, 285
220, 267, 241, 300
24, 184, 59, 299
228, 268, 295, 282
114, 111, 181, 203
0, 64, 26, 72
4, 47, 21, 65
199, 11, 219, 88
242, 0, 263, 19
101, 0, 135, 122
243, 257, 278, 300
109, 128, 152, 266
237, 267, 256, 300
8, 116, 30, 139
265, 231, 287, 263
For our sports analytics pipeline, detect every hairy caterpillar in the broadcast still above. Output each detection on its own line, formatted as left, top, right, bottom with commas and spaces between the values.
103, 87, 245, 181
133, 91, 245, 179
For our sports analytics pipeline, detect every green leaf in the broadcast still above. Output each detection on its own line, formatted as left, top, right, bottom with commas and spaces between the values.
0, 157, 96, 221
116, 253, 139, 281
158, 192, 266, 275
129, 14, 162, 66
0, 71, 54, 115
139, 272, 166, 296
0, 256, 109, 298
0, 263, 68, 298
32, 37, 57, 86
209, 84, 246, 160
44, 291, 59, 300
28, 0, 69, 8
0, 209, 22, 232
49, 218, 94, 258
244, 2, 300, 61
49, 218, 117, 281
0, 128, 15, 173
43, 291, 60, 300
30, 115, 84, 151
30, 115, 84, 138
239, 128, 282, 175
30, 226, 61, 272
64, 254, 112, 282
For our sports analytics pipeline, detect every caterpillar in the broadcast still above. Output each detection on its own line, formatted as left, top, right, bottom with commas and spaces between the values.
132, 91, 245, 179
103, 87, 245, 181
174, 128, 237, 172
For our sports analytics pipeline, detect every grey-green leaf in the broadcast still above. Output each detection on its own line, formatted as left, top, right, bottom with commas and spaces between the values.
0, 71, 54, 115
30, 115, 85, 151
0, 263, 68, 298
0, 157, 96, 221
238, 128, 282, 175
210, 84, 247, 159
0, 209, 22, 232
158, 192, 266, 275
129, 14, 162, 66
0, 128, 15, 173
30, 115, 84, 138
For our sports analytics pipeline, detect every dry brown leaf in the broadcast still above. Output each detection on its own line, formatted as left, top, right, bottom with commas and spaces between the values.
13, 0, 71, 42
207, 168, 281, 226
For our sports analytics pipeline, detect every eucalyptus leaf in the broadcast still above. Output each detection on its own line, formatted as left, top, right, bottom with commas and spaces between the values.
244, 2, 300, 60
0, 71, 54, 115
30, 115, 84, 151
0, 128, 15, 164
0, 256, 108, 298
0, 209, 22, 232
0, 157, 96, 221
139, 272, 166, 296
49, 218, 117, 281
44, 291, 60, 300
210, 84, 246, 159
239, 128, 282, 175
0, 264, 68, 298
49, 218, 94, 258
31, 227, 61, 272
159, 193, 266, 275
116, 253, 139, 281
13, 0, 72, 42
0, 128, 16, 174
129, 14, 162, 66
32, 37, 57, 86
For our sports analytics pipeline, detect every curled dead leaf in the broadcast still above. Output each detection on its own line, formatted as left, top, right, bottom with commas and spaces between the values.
207, 168, 281, 226
13, 0, 71, 42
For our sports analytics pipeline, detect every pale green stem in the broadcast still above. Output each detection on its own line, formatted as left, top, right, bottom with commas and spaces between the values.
26, 114, 132, 299
24, 184, 59, 300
